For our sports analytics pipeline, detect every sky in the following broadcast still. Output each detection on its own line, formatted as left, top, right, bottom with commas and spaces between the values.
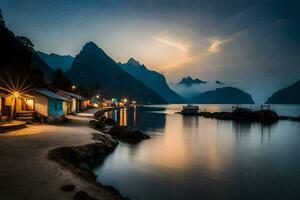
1, 0, 300, 102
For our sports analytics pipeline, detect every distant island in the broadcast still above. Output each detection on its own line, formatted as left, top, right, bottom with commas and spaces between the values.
266, 80, 300, 104
178, 76, 207, 87
190, 87, 255, 104
120, 58, 185, 103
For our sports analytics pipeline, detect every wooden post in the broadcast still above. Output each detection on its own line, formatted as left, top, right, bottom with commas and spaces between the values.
13, 98, 17, 119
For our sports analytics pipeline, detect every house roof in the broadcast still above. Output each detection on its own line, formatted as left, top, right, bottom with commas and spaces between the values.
57, 90, 85, 100
32, 88, 68, 101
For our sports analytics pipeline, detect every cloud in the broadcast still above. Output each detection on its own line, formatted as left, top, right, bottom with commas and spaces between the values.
155, 30, 196, 70
155, 31, 189, 53
207, 38, 230, 53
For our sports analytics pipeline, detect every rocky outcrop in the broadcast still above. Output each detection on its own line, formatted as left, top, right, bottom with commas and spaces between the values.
90, 116, 150, 143
180, 108, 279, 123
108, 126, 150, 143
48, 140, 118, 180
92, 109, 150, 143
48, 133, 127, 199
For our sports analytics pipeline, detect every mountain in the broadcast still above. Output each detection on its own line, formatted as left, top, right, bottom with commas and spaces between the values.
36, 51, 74, 72
0, 12, 54, 85
178, 76, 207, 87
66, 42, 167, 104
191, 87, 255, 104
216, 80, 224, 84
266, 80, 300, 104
120, 58, 185, 103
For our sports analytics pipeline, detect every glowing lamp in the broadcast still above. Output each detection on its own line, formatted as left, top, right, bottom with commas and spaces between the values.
13, 91, 19, 98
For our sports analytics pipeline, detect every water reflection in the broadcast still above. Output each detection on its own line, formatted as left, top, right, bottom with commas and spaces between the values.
94, 105, 300, 200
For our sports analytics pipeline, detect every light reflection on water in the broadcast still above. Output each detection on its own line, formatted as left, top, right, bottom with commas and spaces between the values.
94, 105, 300, 200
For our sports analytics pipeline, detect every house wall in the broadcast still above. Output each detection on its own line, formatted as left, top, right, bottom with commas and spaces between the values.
71, 98, 77, 113
3, 95, 20, 118
63, 101, 71, 114
34, 94, 48, 117
47, 99, 65, 122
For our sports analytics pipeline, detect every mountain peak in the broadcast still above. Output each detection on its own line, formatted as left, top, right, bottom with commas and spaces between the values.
127, 58, 141, 66
82, 41, 100, 51
178, 76, 207, 86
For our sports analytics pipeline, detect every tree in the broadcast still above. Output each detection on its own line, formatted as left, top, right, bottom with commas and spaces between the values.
51, 68, 73, 91
0, 9, 5, 26
17, 36, 34, 52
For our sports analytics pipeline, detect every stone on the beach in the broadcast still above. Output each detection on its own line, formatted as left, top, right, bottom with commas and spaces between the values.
74, 191, 98, 200
92, 133, 119, 148
89, 120, 105, 130
103, 117, 117, 126
108, 125, 150, 143
61, 184, 75, 192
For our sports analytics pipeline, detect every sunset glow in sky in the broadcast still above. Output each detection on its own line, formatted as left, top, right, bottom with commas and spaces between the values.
1, 0, 299, 102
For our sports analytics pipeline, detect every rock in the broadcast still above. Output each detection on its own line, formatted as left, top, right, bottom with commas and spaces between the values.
108, 125, 150, 143
79, 162, 91, 171
102, 185, 123, 197
184, 108, 280, 123
61, 184, 75, 192
74, 191, 97, 200
49, 142, 118, 168
103, 117, 117, 126
89, 120, 105, 130
92, 133, 119, 148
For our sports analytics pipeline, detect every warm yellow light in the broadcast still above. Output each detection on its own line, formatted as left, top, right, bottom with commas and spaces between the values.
123, 98, 128, 103
96, 95, 100, 99
72, 85, 76, 90
13, 91, 19, 98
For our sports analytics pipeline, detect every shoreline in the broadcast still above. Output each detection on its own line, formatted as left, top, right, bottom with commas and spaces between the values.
47, 106, 135, 200
0, 107, 128, 200
48, 132, 128, 200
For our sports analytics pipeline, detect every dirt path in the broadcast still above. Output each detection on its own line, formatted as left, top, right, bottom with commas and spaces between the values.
0, 113, 121, 200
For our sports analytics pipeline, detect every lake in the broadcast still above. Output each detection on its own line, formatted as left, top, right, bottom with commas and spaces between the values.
93, 104, 300, 200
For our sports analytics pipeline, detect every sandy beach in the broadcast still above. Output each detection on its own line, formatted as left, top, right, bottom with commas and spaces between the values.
0, 109, 122, 200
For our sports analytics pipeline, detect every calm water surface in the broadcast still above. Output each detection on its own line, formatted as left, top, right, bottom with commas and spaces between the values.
93, 104, 300, 200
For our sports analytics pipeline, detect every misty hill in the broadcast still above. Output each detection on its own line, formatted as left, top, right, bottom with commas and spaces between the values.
66, 42, 167, 104
266, 80, 300, 104
178, 76, 207, 87
216, 80, 224, 84
120, 58, 185, 103
0, 11, 53, 86
191, 87, 255, 104
37, 51, 74, 72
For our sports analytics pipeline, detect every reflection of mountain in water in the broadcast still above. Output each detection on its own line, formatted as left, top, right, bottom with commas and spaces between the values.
105, 106, 166, 132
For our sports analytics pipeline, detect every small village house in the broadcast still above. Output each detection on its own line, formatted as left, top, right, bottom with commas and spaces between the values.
0, 86, 35, 121
57, 90, 89, 113
30, 88, 68, 123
